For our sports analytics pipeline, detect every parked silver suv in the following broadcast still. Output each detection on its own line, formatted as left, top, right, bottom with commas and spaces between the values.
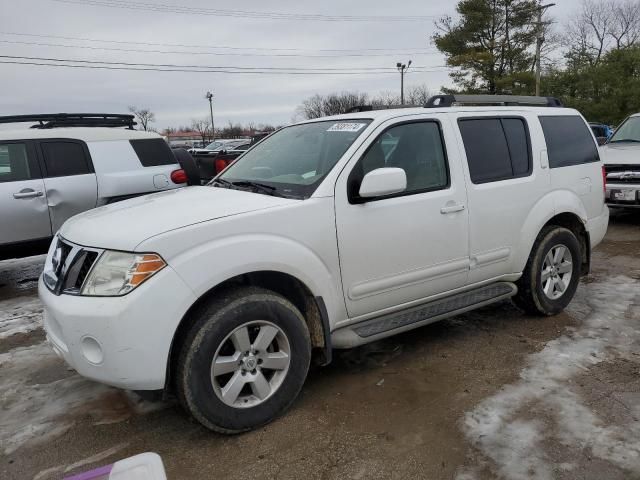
0, 114, 186, 259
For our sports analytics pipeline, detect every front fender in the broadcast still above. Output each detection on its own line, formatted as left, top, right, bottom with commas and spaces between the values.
159, 233, 345, 330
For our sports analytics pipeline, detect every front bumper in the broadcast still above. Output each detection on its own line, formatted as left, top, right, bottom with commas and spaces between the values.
39, 266, 197, 390
606, 183, 640, 208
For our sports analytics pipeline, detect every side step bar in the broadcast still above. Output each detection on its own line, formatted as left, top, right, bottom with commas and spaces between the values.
331, 282, 517, 348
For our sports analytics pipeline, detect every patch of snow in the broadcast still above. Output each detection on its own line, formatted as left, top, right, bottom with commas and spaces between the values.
0, 294, 43, 338
459, 276, 640, 479
0, 341, 165, 454
0, 254, 46, 272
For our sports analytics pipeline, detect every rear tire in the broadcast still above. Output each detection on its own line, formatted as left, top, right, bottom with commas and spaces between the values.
513, 226, 582, 316
175, 287, 311, 433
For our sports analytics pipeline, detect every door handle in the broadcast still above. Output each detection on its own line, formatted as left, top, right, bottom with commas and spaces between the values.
13, 190, 44, 199
440, 204, 465, 214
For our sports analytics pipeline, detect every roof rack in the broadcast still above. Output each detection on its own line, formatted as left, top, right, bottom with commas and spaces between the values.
345, 104, 418, 114
425, 95, 563, 108
0, 113, 137, 129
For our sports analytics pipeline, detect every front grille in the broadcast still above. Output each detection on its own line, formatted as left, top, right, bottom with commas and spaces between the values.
605, 164, 640, 184
61, 250, 99, 293
44, 237, 101, 295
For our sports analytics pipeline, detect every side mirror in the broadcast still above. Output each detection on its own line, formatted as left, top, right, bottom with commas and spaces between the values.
359, 167, 407, 198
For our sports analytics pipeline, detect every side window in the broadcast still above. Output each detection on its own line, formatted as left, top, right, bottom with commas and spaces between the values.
540, 116, 599, 168
458, 117, 532, 184
130, 138, 177, 167
0, 143, 34, 183
350, 121, 449, 200
41, 141, 92, 177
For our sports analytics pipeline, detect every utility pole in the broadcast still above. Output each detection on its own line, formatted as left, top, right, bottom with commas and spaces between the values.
396, 60, 412, 105
205, 91, 215, 141
535, 3, 555, 97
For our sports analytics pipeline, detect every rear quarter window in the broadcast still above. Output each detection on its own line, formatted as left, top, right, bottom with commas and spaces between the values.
540, 116, 599, 168
129, 138, 177, 167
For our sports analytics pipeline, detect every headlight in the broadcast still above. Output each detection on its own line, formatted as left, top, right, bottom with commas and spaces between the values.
81, 251, 166, 296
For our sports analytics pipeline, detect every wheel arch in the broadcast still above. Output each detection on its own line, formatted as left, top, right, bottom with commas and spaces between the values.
165, 270, 332, 393
515, 191, 590, 275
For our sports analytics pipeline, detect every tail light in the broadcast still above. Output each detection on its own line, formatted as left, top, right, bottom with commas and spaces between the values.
170, 169, 187, 184
602, 165, 607, 194
215, 158, 230, 174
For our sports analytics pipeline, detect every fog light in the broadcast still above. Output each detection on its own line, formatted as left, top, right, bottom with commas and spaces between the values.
81, 336, 104, 365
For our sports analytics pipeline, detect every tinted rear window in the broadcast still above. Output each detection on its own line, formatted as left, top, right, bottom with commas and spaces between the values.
459, 117, 532, 184
540, 116, 599, 168
130, 138, 177, 167
41, 141, 92, 177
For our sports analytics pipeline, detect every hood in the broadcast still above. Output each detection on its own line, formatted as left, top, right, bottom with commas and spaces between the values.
600, 143, 640, 165
60, 186, 295, 251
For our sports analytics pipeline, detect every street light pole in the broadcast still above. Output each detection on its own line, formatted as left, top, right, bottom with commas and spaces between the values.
535, 3, 555, 97
396, 60, 412, 105
205, 91, 215, 141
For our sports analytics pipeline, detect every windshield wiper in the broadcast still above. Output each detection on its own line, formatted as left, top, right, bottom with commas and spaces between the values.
609, 139, 640, 143
231, 180, 280, 196
211, 178, 233, 188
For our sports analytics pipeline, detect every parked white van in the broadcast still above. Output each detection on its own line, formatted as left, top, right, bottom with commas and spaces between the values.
39, 96, 608, 433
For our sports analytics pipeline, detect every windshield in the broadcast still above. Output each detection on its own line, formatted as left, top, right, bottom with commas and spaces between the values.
609, 117, 640, 143
205, 141, 226, 150
216, 119, 372, 198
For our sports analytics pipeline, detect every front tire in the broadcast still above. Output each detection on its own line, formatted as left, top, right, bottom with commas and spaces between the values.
513, 226, 582, 316
176, 287, 311, 433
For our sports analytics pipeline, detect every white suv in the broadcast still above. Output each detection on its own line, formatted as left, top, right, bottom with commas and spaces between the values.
0, 114, 186, 259
39, 96, 609, 433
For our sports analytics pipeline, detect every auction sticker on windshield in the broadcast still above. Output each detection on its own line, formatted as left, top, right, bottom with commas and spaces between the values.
327, 123, 367, 132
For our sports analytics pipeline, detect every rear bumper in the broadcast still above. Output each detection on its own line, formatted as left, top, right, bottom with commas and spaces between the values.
606, 183, 640, 208
586, 206, 609, 250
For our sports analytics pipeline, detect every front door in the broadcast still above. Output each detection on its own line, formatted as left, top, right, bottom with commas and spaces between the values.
335, 117, 470, 319
0, 141, 51, 245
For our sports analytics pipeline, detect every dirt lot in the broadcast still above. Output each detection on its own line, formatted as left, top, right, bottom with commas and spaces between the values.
1, 212, 639, 480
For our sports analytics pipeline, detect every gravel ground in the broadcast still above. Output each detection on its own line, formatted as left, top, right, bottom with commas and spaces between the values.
0, 211, 639, 480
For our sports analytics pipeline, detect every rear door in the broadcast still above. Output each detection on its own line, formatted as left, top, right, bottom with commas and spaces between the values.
37, 139, 98, 232
453, 112, 550, 283
0, 140, 51, 245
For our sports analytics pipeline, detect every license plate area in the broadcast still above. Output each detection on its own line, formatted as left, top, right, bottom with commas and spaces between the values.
610, 189, 637, 201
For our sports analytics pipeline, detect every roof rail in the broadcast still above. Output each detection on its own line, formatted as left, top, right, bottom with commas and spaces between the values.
345, 104, 418, 114
0, 113, 137, 129
425, 95, 563, 108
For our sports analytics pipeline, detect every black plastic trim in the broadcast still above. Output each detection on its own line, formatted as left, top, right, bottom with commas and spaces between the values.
314, 296, 333, 366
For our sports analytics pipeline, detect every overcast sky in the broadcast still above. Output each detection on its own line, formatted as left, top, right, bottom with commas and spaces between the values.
1, 0, 583, 130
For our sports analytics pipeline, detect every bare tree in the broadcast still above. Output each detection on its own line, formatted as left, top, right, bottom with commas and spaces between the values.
372, 90, 400, 107
191, 119, 212, 145
297, 91, 369, 119
610, 0, 640, 48
128, 106, 155, 131
405, 84, 433, 106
